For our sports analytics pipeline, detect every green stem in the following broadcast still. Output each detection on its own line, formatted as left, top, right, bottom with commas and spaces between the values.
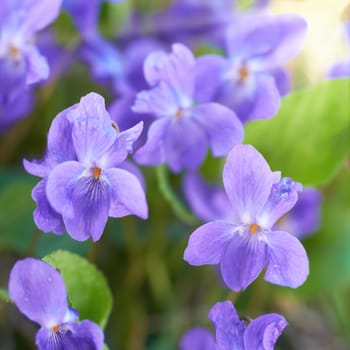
156, 165, 198, 225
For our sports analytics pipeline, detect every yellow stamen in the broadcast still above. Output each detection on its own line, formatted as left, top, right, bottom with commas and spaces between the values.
93, 167, 102, 180
175, 109, 182, 119
249, 224, 259, 234
239, 66, 249, 81
10, 46, 20, 59
52, 325, 59, 333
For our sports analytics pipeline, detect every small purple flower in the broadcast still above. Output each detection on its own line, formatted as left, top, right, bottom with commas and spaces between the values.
184, 145, 309, 291
24, 92, 148, 241
195, 13, 307, 123
183, 172, 322, 239
9, 258, 104, 350
132, 43, 244, 172
180, 300, 287, 350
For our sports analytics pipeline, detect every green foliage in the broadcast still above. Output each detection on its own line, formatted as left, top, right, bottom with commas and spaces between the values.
245, 79, 350, 186
0, 171, 36, 252
43, 250, 113, 329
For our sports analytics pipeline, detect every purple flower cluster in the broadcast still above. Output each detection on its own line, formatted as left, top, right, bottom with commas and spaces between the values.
180, 300, 287, 350
9, 258, 104, 350
24, 92, 148, 242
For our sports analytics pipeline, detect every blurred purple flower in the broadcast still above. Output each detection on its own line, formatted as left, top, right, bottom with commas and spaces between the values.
24, 92, 148, 241
180, 300, 287, 350
0, 0, 62, 91
195, 13, 307, 123
9, 258, 104, 350
0, 0, 62, 128
184, 172, 322, 239
184, 144, 309, 291
132, 43, 244, 172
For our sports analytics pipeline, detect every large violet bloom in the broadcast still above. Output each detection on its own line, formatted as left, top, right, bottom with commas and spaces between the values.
183, 172, 322, 239
180, 300, 287, 350
24, 92, 148, 242
195, 13, 307, 123
9, 258, 104, 350
133, 43, 244, 172
184, 145, 309, 291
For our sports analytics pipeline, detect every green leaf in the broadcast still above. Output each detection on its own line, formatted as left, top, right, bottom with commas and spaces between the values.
245, 79, 350, 186
0, 288, 10, 303
103, 344, 109, 350
43, 250, 113, 329
0, 172, 36, 252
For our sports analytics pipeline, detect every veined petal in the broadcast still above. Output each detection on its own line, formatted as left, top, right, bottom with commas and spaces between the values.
35, 320, 104, 350
257, 177, 302, 229
244, 313, 287, 350
180, 327, 215, 350
9, 258, 68, 327
105, 168, 148, 220
223, 145, 276, 224
193, 103, 243, 156
164, 116, 208, 172
208, 301, 245, 350
265, 230, 309, 288
220, 231, 267, 291
183, 172, 232, 222
63, 172, 111, 242
134, 118, 171, 166
32, 179, 64, 234
184, 221, 235, 266
67, 93, 117, 163
144, 43, 195, 98
46, 161, 85, 219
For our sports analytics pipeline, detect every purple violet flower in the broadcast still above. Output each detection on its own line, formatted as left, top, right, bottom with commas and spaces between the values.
180, 300, 287, 350
183, 172, 322, 239
9, 257, 104, 350
184, 144, 309, 291
195, 13, 307, 123
24, 92, 148, 242
132, 43, 244, 172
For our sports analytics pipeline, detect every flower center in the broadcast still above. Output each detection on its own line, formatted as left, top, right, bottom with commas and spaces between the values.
249, 224, 260, 234
10, 45, 21, 60
239, 66, 249, 81
52, 324, 60, 333
92, 167, 102, 180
